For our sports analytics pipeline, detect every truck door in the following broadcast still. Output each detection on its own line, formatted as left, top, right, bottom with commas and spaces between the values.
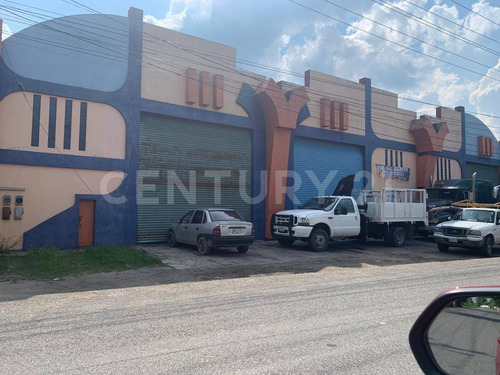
332, 198, 360, 236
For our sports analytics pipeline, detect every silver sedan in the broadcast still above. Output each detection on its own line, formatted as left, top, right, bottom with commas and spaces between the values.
166, 208, 255, 255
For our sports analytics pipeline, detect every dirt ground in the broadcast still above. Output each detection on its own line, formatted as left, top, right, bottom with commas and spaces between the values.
0, 238, 496, 302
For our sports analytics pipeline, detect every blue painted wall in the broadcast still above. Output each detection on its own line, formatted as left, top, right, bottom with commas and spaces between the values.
464, 113, 499, 161
1, 9, 144, 249
2, 14, 129, 92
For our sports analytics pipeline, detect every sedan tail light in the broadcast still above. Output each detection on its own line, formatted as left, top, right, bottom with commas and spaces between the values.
251, 225, 255, 236
213, 225, 221, 237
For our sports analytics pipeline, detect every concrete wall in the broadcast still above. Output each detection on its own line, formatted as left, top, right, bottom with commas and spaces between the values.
433, 158, 462, 181
0, 164, 124, 249
2, 15, 129, 92
141, 23, 265, 117
371, 88, 416, 145
465, 113, 499, 160
0, 92, 126, 159
371, 148, 417, 189
438, 107, 462, 152
301, 70, 365, 136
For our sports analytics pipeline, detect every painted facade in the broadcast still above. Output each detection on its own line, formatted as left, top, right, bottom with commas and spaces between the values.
0, 7, 499, 249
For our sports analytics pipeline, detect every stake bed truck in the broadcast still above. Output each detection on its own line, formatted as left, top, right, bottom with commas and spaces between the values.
271, 188, 428, 252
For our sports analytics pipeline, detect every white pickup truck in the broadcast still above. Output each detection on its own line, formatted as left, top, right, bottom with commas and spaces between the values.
433, 206, 500, 257
271, 188, 428, 251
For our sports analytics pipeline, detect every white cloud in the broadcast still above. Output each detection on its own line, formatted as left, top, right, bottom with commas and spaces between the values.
144, 0, 212, 31
464, 0, 500, 36
469, 58, 500, 138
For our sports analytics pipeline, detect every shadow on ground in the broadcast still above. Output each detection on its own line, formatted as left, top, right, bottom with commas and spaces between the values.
0, 238, 498, 302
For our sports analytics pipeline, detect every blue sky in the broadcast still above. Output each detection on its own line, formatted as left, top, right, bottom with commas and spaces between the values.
2, 0, 500, 137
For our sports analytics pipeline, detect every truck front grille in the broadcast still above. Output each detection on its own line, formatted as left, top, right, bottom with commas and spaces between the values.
443, 228, 468, 237
275, 215, 291, 225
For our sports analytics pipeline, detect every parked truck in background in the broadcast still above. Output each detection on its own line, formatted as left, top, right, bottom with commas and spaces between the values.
271, 188, 428, 252
427, 179, 496, 210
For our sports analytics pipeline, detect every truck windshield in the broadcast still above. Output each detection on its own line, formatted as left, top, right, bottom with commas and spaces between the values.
427, 189, 464, 201
461, 210, 495, 223
300, 197, 337, 211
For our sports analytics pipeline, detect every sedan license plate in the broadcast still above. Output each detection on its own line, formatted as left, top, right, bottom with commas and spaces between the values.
448, 237, 458, 243
230, 228, 245, 235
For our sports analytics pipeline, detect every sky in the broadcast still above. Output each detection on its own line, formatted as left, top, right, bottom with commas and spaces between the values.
1, 0, 500, 138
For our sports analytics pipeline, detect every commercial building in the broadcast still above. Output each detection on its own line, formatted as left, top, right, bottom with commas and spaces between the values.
0, 8, 498, 249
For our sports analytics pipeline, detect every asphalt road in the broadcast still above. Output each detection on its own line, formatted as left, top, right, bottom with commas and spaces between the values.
429, 307, 500, 375
1, 245, 500, 374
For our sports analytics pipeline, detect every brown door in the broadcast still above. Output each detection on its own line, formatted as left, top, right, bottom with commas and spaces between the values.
78, 200, 95, 247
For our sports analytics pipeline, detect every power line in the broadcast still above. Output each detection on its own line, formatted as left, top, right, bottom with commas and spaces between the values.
371, 0, 500, 56
3, 0, 500, 137
289, 0, 500, 84
449, 0, 500, 29
402, 0, 500, 47
322, 0, 500, 75
4, 0, 500, 126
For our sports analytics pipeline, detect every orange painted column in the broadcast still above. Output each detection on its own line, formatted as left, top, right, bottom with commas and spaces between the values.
416, 155, 437, 188
410, 113, 450, 188
254, 79, 309, 238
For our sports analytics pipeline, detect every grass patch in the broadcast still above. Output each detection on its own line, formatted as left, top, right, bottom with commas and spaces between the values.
0, 255, 8, 279
2, 246, 164, 280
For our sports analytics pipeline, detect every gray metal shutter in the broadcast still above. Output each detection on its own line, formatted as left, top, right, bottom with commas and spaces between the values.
138, 114, 252, 243
466, 162, 500, 185
294, 137, 364, 206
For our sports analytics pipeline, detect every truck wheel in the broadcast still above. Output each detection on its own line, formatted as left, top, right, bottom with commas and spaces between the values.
479, 236, 493, 257
309, 228, 329, 252
197, 236, 212, 256
166, 231, 177, 247
237, 245, 249, 254
278, 238, 295, 247
437, 243, 449, 252
389, 227, 406, 247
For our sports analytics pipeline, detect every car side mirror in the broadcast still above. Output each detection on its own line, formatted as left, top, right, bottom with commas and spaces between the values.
447, 216, 452, 221
409, 287, 500, 375
176, 219, 181, 224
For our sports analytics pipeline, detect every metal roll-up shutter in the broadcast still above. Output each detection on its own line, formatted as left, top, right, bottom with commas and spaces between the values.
138, 113, 252, 243
466, 162, 500, 185
294, 137, 364, 206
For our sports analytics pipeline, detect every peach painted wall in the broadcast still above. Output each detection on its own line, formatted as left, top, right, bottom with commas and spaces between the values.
141, 23, 265, 117
433, 158, 462, 181
0, 164, 124, 250
371, 88, 417, 145
0, 92, 126, 159
300, 70, 365, 136
437, 107, 462, 152
371, 148, 417, 190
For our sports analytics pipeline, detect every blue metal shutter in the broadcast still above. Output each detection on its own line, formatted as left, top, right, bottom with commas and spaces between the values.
138, 114, 252, 243
293, 137, 364, 207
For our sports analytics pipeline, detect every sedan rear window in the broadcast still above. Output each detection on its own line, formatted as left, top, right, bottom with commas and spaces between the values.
209, 210, 244, 221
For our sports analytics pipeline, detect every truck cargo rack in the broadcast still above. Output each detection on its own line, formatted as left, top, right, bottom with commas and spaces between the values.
451, 200, 500, 209
357, 188, 428, 224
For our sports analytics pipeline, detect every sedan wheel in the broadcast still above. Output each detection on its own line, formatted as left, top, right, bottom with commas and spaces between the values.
166, 231, 177, 247
237, 245, 249, 254
197, 236, 212, 256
